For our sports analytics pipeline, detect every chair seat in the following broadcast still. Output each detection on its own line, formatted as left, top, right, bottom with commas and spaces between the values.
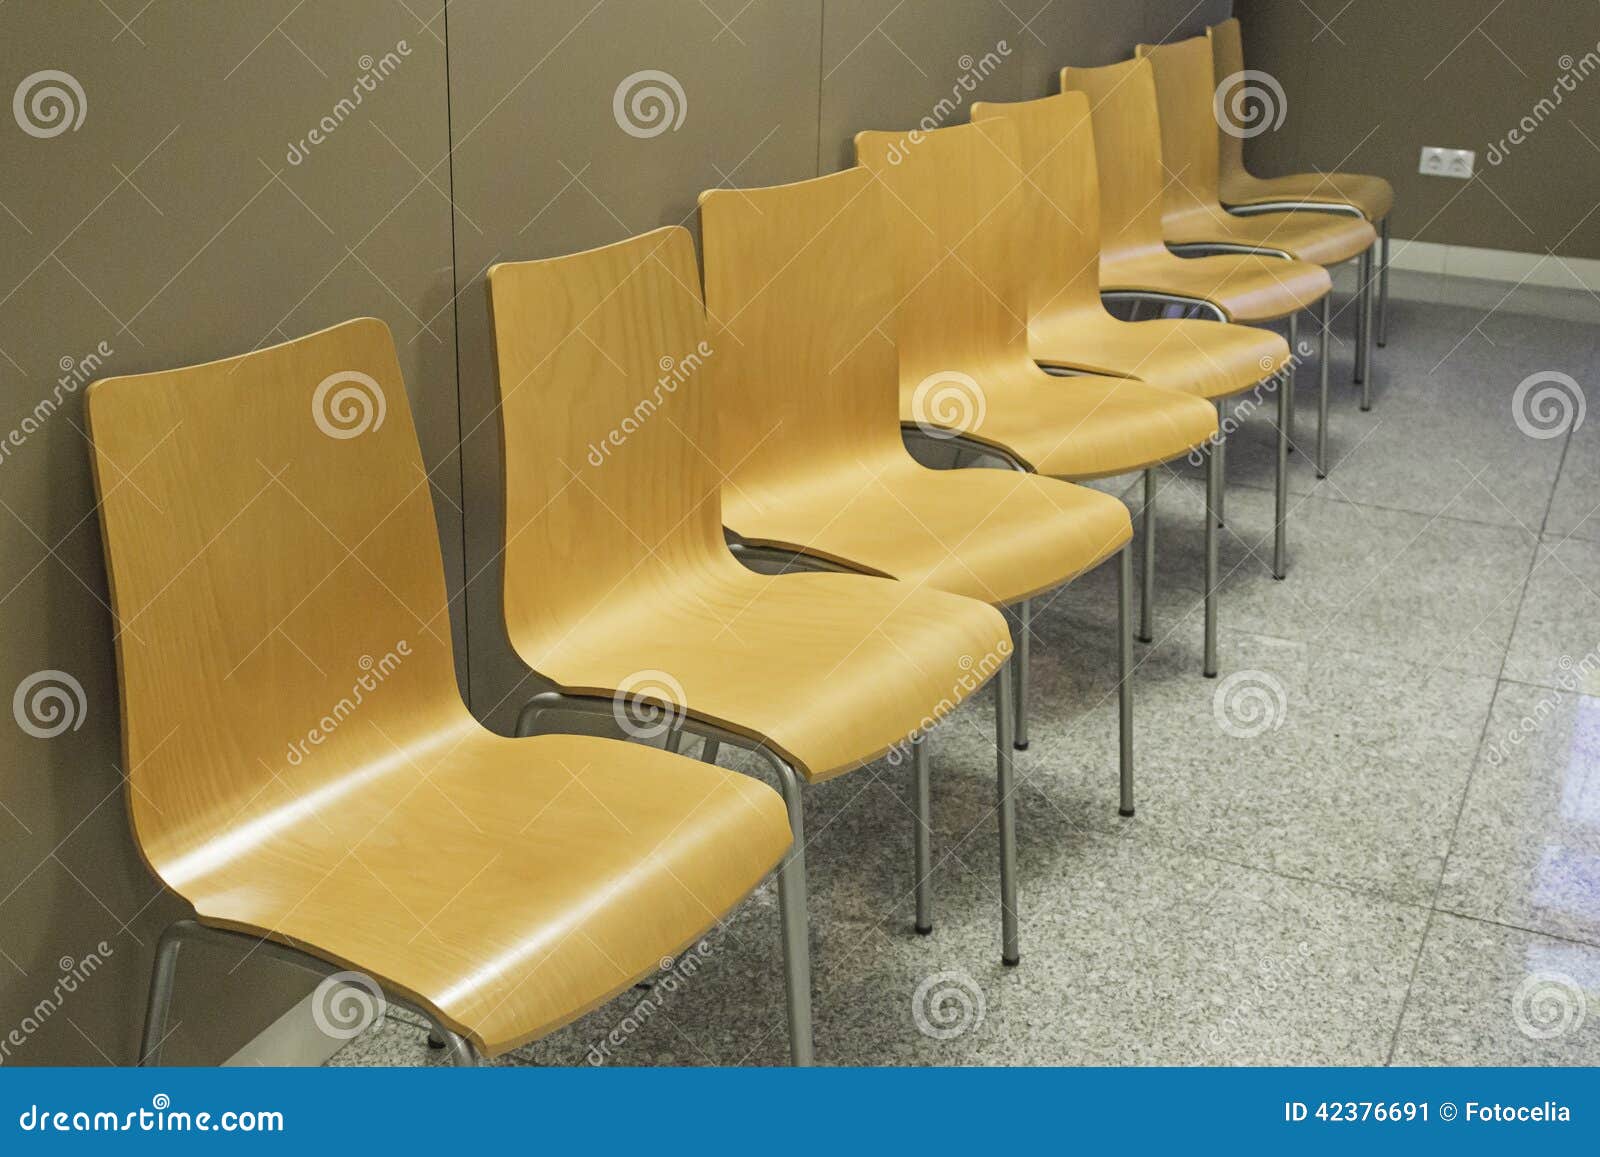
1165, 204, 1377, 267
1221, 170, 1395, 222
175, 727, 792, 1058
518, 566, 1011, 782
725, 462, 1133, 606
1031, 310, 1291, 400
904, 367, 1218, 482
1101, 248, 1331, 323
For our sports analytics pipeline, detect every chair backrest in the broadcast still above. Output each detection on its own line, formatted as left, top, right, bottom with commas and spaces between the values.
854, 119, 1033, 390
1059, 57, 1170, 263
1135, 36, 1223, 217
1207, 17, 1249, 183
486, 227, 728, 666
698, 168, 908, 499
971, 92, 1105, 326
86, 318, 469, 890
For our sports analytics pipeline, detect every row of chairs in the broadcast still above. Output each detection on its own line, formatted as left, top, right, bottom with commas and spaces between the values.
95, 20, 1392, 1066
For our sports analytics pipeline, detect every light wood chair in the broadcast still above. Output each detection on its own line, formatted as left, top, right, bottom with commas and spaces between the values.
699, 166, 1136, 829
1127, 40, 1380, 401
87, 317, 797, 1067
486, 228, 1025, 997
854, 119, 1230, 675
971, 91, 1302, 639
1209, 17, 1393, 347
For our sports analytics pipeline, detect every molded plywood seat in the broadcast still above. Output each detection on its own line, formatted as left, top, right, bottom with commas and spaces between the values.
487, 228, 1010, 784
1209, 18, 1394, 222
972, 92, 1290, 401
1132, 40, 1376, 266
86, 318, 793, 1064
1058, 59, 1331, 324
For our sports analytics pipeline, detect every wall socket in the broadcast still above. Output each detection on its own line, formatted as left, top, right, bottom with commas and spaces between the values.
1419, 146, 1475, 179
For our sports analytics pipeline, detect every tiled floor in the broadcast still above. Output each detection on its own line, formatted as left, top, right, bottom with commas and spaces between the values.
334, 286, 1600, 1067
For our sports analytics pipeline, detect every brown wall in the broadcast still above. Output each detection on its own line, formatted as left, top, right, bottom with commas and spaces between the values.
0, 0, 1225, 1064
1233, 0, 1600, 259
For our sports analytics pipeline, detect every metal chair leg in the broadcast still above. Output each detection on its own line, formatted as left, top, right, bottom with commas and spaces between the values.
769, 758, 815, 1066
138, 922, 187, 1066
1012, 599, 1030, 751
434, 1027, 480, 1066
1204, 436, 1220, 679
700, 738, 721, 765
1214, 405, 1226, 529
1354, 247, 1372, 386
1117, 544, 1135, 816
1138, 468, 1156, 643
1317, 294, 1331, 478
994, 663, 1020, 966
1377, 215, 1390, 348
1361, 244, 1376, 411
912, 734, 933, 935
1274, 316, 1293, 581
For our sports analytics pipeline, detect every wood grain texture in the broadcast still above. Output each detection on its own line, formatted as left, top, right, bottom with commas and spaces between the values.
1061, 57, 1332, 322
699, 168, 1132, 607
853, 119, 1218, 481
972, 92, 1291, 400
1133, 37, 1377, 263
85, 318, 794, 1058
487, 227, 1013, 781
1209, 17, 1394, 220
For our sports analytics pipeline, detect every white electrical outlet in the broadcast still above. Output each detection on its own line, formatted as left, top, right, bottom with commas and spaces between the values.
1419, 146, 1475, 179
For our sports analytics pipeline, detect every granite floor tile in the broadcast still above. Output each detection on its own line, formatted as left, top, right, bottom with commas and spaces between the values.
1501, 536, 1600, 694
1545, 413, 1600, 544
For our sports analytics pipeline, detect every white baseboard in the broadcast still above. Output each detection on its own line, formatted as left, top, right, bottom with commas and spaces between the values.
1382, 237, 1600, 291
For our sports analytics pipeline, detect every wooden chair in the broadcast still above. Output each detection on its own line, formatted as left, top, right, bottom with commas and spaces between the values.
486, 229, 1024, 997
1127, 40, 1380, 400
971, 93, 1310, 608
699, 166, 1136, 829
87, 318, 797, 1067
1210, 17, 1393, 347
854, 119, 1229, 675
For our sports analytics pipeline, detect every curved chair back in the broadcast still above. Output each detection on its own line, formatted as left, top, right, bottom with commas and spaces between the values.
485, 227, 728, 670
698, 168, 906, 496
854, 119, 1031, 388
86, 318, 468, 890
1207, 18, 1250, 187
1135, 36, 1225, 218
971, 92, 1104, 328
1058, 58, 1170, 265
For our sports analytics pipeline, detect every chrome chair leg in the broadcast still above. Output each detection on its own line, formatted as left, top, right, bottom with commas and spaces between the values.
1214, 404, 1226, 530
912, 733, 933, 935
1138, 467, 1156, 643
139, 922, 187, 1066
1274, 315, 1293, 581
1204, 435, 1220, 679
1012, 599, 1030, 751
767, 756, 815, 1066
1317, 294, 1331, 478
1377, 215, 1390, 348
1117, 544, 1135, 816
994, 662, 1020, 966
1353, 247, 1372, 386
1361, 244, 1376, 410
700, 738, 721, 765
664, 724, 686, 754
435, 1028, 480, 1067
